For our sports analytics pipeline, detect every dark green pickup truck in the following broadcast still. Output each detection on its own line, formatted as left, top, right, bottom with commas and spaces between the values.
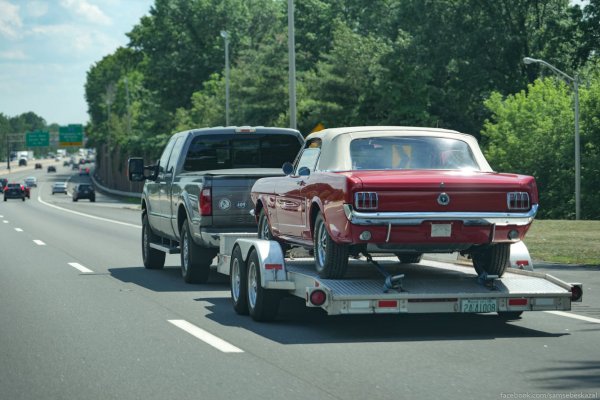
128, 126, 303, 283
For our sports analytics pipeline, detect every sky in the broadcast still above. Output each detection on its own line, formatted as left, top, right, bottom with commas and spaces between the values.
0, 0, 154, 126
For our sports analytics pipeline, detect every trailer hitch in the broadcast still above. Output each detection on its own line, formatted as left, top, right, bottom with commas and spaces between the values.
365, 254, 404, 293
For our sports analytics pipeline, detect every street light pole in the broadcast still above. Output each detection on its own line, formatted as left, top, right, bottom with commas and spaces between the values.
220, 31, 230, 126
523, 57, 581, 220
287, 0, 297, 130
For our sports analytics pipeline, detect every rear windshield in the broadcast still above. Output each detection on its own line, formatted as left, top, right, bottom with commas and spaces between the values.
8, 184, 20, 188
183, 133, 301, 171
78, 184, 91, 190
350, 136, 480, 171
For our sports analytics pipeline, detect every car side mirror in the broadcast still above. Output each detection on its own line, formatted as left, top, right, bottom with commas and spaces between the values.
298, 166, 311, 176
128, 158, 146, 182
282, 162, 294, 175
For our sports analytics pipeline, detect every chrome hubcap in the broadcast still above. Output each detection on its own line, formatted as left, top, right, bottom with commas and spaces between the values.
316, 222, 327, 269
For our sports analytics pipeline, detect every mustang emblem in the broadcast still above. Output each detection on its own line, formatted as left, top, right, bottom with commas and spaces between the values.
437, 192, 450, 206
218, 198, 231, 210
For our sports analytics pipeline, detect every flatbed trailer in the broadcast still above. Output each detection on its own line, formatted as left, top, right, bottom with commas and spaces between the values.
215, 234, 582, 321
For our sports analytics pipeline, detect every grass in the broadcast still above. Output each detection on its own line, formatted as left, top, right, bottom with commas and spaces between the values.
524, 220, 600, 266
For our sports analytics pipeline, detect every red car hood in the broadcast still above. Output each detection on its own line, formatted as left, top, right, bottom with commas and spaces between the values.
342, 170, 537, 213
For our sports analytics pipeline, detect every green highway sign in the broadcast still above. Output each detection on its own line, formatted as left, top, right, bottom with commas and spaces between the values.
26, 130, 50, 147
59, 124, 84, 147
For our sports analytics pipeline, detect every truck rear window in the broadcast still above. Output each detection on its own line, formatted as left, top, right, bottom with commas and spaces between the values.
183, 134, 301, 171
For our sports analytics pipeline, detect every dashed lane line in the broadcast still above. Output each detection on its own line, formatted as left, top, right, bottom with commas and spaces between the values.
15, 228, 23, 232
68, 262, 94, 274
33, 240, 46, 246
168, 320, 244, 353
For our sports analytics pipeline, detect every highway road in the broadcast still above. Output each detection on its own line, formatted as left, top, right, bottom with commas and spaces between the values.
1, 163, 599, 400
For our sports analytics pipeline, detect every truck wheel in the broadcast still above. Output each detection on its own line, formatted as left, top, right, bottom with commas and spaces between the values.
472, 243, 510, 277
142, 213, 165, 269
497, 311, 523, 320
181, 219, 214, 284
257, 209, 273, 240
313, 213, 349, 279
230, 245, 249, 315
395, 253, 422, 264
247, 249, 280, 321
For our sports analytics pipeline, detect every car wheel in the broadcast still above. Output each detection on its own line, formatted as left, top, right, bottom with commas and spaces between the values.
22, 197, 25, 202
395, 253, 423, 264
142, 213, 165, 269
90, 197, 95, 202
3, 197, 6, 202
246, 249, 280, 321
472, 243, 510, 277
230, 245, 249, 315
180, 219, 215, 284
313, 212, 349, 279
257, 209, 273, 240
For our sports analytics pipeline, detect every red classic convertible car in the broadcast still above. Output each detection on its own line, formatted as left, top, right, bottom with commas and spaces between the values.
251, 126, 538, 279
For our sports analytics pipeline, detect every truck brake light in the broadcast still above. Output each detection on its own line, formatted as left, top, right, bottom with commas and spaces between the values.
199, 188, 212, 216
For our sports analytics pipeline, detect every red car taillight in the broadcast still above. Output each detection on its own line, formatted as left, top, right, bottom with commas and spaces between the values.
507, 192, 530, 210
199, 188, 212, 216
354, 192, 378, 210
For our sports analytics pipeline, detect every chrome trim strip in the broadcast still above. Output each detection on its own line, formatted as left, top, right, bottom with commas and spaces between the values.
342, 204, 538, 227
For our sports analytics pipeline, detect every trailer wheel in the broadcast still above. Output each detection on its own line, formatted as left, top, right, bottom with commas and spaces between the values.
472, 243, 510, 277
497, 311, 523, 320
395, 253, 423, 264
181, 219, 214, 283
230, 245, 249, 315
314, 213, 349, 279
247, 249, 280, 321
142, 213, 165, 269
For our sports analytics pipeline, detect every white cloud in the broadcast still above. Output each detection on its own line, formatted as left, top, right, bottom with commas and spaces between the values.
26, 1, 49, 18
0, 0, 23, 38
60, 0, 111, 26
0, 49, 27, 60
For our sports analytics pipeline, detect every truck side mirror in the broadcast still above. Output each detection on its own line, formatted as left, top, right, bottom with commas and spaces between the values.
282, 162, 294, 175
128, 158, 145, 181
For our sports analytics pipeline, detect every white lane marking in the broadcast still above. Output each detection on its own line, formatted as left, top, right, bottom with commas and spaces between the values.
68, 262, 94, 273
168, 320, 244, 353
15, 228, 23, 232
546, 311, 600, 324
3, 220, 8, 223
33, 240, 46, 246
0, 214, 3, 217
37, 194, 141, 229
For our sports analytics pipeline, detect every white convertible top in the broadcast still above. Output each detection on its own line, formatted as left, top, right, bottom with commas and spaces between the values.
305, 126, 493, 172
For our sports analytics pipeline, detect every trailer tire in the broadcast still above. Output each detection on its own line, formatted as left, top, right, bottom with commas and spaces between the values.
181, 219, 214, 283
314, 213, 349, 279
230, 245, 249, 315
472, 243, 510, 277
395, 253, 423, 264
142, 213, 165, 269
497, 311, 523, 320
247, 249, 280, 321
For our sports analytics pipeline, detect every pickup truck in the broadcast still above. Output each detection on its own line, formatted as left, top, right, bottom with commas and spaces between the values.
128, 126, 304, 283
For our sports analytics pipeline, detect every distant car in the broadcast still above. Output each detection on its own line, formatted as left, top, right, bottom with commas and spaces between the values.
18, 158, 27, 166
63, 160, 70, 166
24, 177, 37, 187
47, 165, 56, 173
21, 182, 31, 199
52, 182, 68, 195
35, 163, 42, 169
0, 178, 7, 193
4, 183, 25, 201
72, 163, 79, 170
79, 166, 90, 175
72, 183, 95, 202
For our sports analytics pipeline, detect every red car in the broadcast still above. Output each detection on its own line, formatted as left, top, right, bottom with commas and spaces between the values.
251, 127, 538, 279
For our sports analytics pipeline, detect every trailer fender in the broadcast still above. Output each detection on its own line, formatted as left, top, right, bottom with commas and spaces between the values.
509, 241, 534, 271
235, 239, 295, 290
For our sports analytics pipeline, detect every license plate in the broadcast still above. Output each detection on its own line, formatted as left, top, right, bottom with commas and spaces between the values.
461, 299, 497, 313
431, 223, 452, 237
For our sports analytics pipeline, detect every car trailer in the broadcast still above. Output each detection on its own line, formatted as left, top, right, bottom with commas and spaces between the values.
215, 234, 583, 322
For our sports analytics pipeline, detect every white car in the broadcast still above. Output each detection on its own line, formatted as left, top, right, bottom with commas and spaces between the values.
52, 182, 68, 194
24, 176, 37, 187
